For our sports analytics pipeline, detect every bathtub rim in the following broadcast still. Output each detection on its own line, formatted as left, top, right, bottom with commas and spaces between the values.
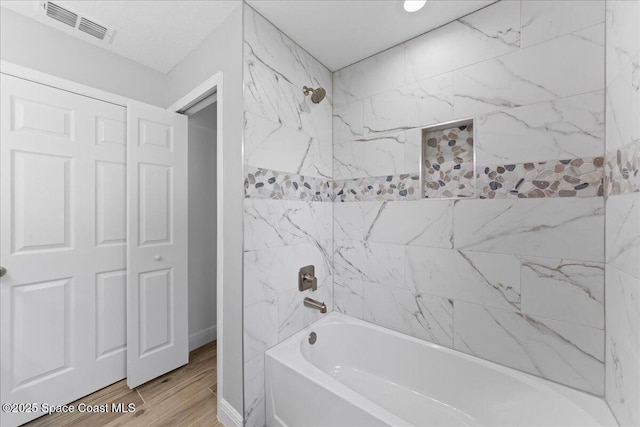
265, 312, 618, 427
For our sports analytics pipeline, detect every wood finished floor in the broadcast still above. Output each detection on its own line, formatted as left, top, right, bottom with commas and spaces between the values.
25, 341, 218, 427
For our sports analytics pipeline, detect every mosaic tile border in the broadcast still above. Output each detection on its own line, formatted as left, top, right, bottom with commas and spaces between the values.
333, 174, 421, 202
606, 144, 640, 196
244, 166, 332, 201
477, 157, 605, 199
245, 156, 610, 202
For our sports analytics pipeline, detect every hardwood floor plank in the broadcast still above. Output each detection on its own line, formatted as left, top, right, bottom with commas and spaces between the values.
187, 408, 219, 427
104, 374, 216, 427
26, 342, 217, 427
136, 344, 216, 403
25, 380, 144, 427
152, 389, 216, 427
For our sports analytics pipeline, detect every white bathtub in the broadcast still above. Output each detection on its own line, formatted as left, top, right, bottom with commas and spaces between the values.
265, 313, 617, 427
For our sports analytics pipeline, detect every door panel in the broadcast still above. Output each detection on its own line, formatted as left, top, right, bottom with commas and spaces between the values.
96, 269, 127, 358
12, 151, 72, 253
96, 161, 127, 246
139, 119, 174, 151
11, 278, 71, 389
127, 101, 187, 388
1, 74, 127, 427
139, 162, 173, 246
11, 96, 74, 139
96, 116, 126, 146
139, 268, 173, 355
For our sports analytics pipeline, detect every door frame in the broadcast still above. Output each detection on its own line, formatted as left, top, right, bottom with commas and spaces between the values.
0, 61, 227, 421
167, 73, 227, 418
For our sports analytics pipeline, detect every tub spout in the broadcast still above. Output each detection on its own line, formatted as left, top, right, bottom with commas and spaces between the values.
304, 297, 327, 313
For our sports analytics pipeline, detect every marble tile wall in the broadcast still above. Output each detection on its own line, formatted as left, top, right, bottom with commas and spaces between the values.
604, 1, 640, 425
334, 198, 606, 395
241, 0, 637, 422
334, 13, 607, 199
242, 6, 333, 427
332, 0, 608, 395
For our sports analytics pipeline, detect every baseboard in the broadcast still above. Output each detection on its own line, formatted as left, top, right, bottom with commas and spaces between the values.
217, 398, 243, 427
189, 325, 217, 352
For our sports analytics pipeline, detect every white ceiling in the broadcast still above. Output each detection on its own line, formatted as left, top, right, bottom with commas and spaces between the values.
1, 0, 240, 73
246, 0, 496, 71
2, 0, 497, 74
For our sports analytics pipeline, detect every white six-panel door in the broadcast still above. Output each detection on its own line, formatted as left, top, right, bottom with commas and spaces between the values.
0, 74, 128, 426
0, 75, 191, 425
126, 101, 188, 388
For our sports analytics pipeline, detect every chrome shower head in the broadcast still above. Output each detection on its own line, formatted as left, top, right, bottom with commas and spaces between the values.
303, 86, 326, 104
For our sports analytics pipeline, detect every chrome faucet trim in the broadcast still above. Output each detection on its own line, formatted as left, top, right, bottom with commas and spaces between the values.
303, 297, 327, 313
299, 265, 318, 291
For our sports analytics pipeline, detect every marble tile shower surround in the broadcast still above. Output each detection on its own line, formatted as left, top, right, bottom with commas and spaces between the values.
242, 6, 334, 427
330, 18, 607, 199
243, 7, 332, 180
474, 91, 605, 166
333, 129, 421, 180
242, 2, 620, 425
244, 197, 332, 252
328, 0, 610, 398
334, 18, 604, 113
333, 0, 522, 108
244, 112, 332, 180
605, 262, 640, 427
604, 1, 640, 425
605, 192, 640, 282
333, 197, 606, 394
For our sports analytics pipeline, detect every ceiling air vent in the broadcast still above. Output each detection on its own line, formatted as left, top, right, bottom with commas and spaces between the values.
78, 17, 109, 40
43, 1, 77, 28
38, 1, 115, 43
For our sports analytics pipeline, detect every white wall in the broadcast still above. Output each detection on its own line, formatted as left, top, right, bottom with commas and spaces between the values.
188, 102, 218, 351
0, 7, 168, 107
167, 4, 245, 416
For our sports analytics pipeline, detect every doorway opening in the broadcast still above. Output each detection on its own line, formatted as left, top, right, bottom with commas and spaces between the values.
186, 100, 218, 354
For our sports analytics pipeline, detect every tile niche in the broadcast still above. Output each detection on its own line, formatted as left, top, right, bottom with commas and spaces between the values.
422, 119, 475, 198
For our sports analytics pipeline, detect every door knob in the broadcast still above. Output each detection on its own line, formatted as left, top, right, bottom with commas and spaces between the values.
154, 255, 162, 261
0, 266, 6, 277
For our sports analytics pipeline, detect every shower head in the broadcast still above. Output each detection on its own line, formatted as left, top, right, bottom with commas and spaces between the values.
303, 86, 326, 104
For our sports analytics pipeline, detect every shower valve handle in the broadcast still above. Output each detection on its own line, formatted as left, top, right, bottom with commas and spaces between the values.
298, 265, 317, 291
303, 274, 317, 289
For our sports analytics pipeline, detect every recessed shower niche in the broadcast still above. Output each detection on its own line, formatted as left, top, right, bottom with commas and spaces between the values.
422, 119, 475, 198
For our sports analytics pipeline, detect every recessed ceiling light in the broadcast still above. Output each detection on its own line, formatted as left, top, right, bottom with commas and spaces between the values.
404, 0, 426, 13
